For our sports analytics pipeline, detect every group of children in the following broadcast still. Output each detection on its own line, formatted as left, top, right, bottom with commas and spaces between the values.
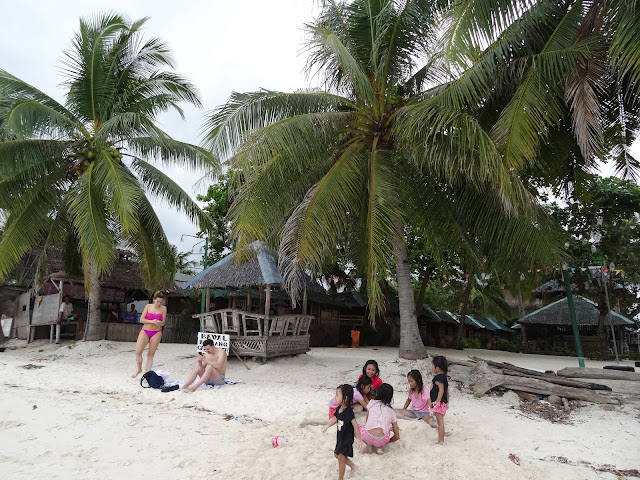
301, 357, 449, 480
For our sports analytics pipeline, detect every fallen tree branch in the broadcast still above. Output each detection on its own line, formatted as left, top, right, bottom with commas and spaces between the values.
556, 367, 639, 382
450, 361, 619, 404
501, 369, 611, 391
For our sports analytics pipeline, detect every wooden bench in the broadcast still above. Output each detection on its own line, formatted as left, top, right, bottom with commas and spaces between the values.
28, 321, 79, 344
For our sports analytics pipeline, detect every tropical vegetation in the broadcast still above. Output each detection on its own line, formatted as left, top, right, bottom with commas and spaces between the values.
201, 0, 603, 358
0, 14, 214, 339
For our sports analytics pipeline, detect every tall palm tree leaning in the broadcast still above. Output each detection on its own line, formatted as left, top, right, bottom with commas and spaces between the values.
0, 14, 214, 340
202, 0, 578, 359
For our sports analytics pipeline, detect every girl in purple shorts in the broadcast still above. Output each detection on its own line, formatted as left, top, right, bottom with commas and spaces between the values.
359, 383, 400, 455
394, 369, 430, 421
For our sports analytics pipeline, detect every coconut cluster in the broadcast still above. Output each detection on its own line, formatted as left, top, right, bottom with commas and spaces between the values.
66, 141, 122, 180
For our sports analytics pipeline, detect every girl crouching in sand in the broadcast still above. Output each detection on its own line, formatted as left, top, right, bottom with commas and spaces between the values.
299, 376, 372, 428
359, 383, 399, 455
322, 384, 361, 480
427, 356, 449, 444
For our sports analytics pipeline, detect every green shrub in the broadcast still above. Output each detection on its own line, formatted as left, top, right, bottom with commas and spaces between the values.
480, 335, 492, 349
495, 338, 522, 353
464, 338, 481, 349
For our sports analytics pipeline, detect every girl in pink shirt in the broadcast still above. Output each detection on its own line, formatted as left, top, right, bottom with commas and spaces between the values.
359, 383, 400, 455
394, 369, 431, 421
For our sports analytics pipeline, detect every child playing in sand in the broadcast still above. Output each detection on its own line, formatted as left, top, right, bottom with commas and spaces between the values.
299, 376, 372, 428
359, 383, 399, 455
330, 375, 371, 416
394, 369, 431, 422
358, 360, 382, 399
322, 384, 361, 480
427, 356, 449, 444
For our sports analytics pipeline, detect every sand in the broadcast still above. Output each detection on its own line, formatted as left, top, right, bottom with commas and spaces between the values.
0, 339, 638, 479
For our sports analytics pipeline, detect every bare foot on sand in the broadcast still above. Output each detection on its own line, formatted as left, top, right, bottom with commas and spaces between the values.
350, 464, 358, 476
131, 369, 141, 378
435, 440, 444, 445
181, 386, 196, 393
360, 443, 370, 454
375, 447, 385, 455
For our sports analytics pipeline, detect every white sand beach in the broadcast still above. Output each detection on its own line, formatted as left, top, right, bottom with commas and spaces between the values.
0, 340, 638, 480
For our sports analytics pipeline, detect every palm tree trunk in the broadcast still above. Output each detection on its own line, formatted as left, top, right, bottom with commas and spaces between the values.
392, 232, 426, 360
454, 277, 474, 350
84, 262, 103, 341
415, 273, 431, 315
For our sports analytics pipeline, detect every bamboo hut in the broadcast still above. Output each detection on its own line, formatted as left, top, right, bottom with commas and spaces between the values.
418, 308, 459, 348
184, 242, 315, 361
515, 296, 635, 353
10, 248, 191, 343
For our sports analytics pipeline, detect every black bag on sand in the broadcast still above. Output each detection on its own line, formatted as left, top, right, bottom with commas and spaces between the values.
141, 370, 165, 389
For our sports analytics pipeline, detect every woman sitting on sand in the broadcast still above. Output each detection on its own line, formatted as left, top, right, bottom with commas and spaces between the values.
131, 291, 166, 378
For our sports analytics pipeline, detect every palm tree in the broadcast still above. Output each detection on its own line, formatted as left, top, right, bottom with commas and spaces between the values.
0, 14, 214, 340
203, 0, 561, 359
435, 0, 640, 186
171, 245, 199, 275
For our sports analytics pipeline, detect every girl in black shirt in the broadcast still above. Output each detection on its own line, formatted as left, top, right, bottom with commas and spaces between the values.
428, 356, 449, 444
322, 384, 362, 480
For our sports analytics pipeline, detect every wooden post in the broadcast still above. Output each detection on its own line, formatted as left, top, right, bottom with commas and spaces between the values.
205, 288, 211, 313
58, 280, 64, 343
302, 285, 308, 315
247, 287, 252, 312
260, 286, 265, 313
265, 285, 271, 318
521, 325, 529, 353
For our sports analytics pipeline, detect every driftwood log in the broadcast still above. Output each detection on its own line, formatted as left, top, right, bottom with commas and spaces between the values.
449, 360, 620, 404
469, 356, 550, 376
501, 369, 611, 391
463, 356, 611, 391
556, 367, 640, 382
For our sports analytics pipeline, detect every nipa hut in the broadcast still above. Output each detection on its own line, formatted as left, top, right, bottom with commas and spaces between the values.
11, 249, 191, 343
515, 295, 635, 354
183, 242, 316, 361
419, 308, 459, 348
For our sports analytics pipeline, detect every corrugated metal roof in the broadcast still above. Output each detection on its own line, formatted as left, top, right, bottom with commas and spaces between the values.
517, 295, 635, 326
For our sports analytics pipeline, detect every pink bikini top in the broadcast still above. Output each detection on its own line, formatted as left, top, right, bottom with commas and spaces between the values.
146, 313, 163, 321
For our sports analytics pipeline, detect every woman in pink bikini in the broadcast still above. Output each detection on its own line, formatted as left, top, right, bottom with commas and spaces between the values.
131, 291, 167, 378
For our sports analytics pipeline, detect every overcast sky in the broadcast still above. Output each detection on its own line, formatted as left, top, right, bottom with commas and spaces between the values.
1, 1, 637, 268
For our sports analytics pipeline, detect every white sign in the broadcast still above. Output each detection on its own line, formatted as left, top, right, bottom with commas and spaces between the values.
197, 332, 230, 356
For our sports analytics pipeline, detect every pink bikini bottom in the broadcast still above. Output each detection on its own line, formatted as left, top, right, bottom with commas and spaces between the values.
359, 425, 390, 448
141, 329, 161, 339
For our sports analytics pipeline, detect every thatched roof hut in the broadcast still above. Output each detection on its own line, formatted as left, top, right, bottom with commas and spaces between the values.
182, 242, 326, 295
517, 296, 634, 326
47, 256, 147, 291
183, 242, 280, 290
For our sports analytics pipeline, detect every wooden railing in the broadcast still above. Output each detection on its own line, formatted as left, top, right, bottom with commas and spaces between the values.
193, 309, 313, 337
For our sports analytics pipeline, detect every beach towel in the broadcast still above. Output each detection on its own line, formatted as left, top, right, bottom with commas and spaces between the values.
164, 379, 238, 390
